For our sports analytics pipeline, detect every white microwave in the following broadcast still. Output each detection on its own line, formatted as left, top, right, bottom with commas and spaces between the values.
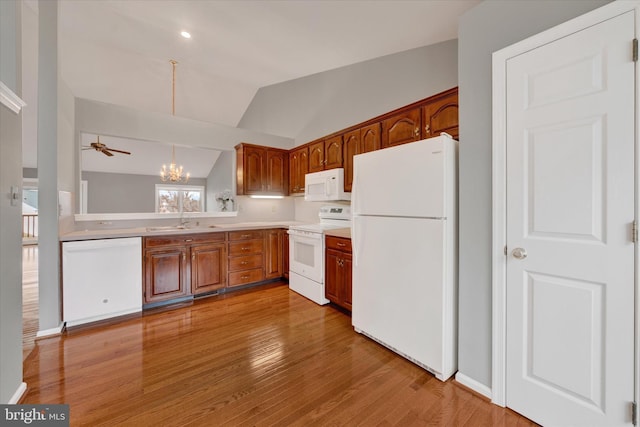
304, 168, 351, 202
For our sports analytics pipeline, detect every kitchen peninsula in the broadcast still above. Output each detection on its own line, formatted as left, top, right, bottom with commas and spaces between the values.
60, 221, 299, 327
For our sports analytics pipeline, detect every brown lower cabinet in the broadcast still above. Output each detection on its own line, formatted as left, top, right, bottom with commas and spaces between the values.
227, 230, 265, 287
144, 233, 226, 304
325, 236, 352, 311
144, 228, 290, 305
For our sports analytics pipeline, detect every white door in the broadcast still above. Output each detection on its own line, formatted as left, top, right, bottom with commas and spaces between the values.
505, 11, 635, 426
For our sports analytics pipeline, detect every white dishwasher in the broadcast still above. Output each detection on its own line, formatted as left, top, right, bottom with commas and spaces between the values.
62, 237, 142, 327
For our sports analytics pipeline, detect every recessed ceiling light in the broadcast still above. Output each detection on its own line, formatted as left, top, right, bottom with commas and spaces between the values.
180, 31, 191, 39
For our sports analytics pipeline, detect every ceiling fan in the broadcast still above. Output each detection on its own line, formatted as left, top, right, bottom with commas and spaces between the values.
82, 136, 131, 157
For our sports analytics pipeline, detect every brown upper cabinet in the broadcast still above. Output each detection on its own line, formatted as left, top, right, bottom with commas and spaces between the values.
381, 107, 422, 148
308, 135, 344, 174
289, 146, 309, 195
324, 135, 343, 170
422, 89, 459, 140
236, 143, 289, 196
343, 123, 381, 192
308, 140, 325, 173
238, 87, 457, 196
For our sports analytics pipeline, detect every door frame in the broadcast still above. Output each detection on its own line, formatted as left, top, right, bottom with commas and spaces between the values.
491, 0, 640, 417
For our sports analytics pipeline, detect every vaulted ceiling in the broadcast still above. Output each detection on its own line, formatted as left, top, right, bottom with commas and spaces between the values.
58, 0, 479, 128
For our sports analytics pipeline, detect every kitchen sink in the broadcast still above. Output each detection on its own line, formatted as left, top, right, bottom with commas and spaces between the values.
146, 225, 188, 232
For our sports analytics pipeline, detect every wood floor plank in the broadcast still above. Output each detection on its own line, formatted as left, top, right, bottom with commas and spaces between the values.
22, 282, 538, 426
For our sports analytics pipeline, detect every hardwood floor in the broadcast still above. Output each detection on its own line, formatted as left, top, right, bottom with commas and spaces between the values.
22, 244, 38, 360
22, 283, 537, 426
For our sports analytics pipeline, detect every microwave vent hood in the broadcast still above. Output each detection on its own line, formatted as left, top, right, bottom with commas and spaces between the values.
304, 168, 351, 202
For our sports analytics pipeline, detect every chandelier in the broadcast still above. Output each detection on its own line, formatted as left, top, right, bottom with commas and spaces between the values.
160, 59, 190, 183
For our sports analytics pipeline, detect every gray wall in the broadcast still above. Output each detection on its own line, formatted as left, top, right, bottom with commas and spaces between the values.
239, 40, 458, 145
0, 0, 24, 404
457, 0, 611, 388
206, 150, 234, 211
82, 171, 206, 213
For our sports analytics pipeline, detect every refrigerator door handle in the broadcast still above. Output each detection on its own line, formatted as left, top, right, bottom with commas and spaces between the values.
351, 166, 359, 266
353, 216, 362, 267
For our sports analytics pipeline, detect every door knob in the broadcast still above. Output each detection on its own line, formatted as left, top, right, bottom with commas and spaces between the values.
512, 247, 527, 260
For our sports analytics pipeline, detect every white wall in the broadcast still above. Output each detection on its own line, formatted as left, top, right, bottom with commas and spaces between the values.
0, 0, 24, 404
457, 0, 611, 388
240, 40, 458, 146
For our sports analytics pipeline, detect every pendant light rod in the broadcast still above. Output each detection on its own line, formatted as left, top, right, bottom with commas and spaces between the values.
160, 59, 189, 183
170, 59, 177, 116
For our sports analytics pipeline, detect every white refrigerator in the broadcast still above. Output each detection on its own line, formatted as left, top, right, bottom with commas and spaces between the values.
351, 134, 457, 381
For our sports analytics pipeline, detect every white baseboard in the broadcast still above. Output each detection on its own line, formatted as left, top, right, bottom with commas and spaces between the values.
36, 322, 65, 338
455, 372, 492, 400
8, 382, 27, 404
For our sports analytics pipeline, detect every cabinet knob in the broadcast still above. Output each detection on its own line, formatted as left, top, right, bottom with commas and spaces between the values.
241, 234, 251, 238
425, 124, 431, 134
337, 242, 346, 247
241, 261, 248, 265
242, 247, 249, 251
192, 253, 195, 260
414, 127, 420, 137
241, 275, 249, 280
185, 239, 193, 243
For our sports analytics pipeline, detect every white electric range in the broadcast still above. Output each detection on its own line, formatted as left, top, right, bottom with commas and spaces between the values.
288, 205, 351, 305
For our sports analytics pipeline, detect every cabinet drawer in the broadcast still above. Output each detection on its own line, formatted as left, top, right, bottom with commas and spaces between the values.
145, 232, 224, 248
229, 230, 264, 241
228, 239, 263, 256
228, 254, 263, 272
228, 268, 264, 287
326, 236, 352, 252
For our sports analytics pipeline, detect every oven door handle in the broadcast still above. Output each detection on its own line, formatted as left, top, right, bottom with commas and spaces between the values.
289, 233, 322, 246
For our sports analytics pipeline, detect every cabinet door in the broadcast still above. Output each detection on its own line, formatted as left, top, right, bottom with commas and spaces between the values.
324, 135, 343, 170
191, 243, 227, 295
342, 252, 353, 311
264, 229, 283, 279
144, 246, 189, 303
266, 149, 287, 194
381, 108, 421, 148
343, 129, 360, 192
325, 248, 341, 304
308, 140, 325, 173
289, 147, 308, 194
282, 230, 289, 279
422, 89, 459, 140
244, 146, 265, 193
360, 122, 381, 153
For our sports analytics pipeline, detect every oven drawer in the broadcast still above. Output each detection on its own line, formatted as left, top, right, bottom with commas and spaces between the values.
326, 236, 352, 252
228, 239, 263, 256
228, 254, 263, 272
228, 230, 264, 241
228, 268, 264, 287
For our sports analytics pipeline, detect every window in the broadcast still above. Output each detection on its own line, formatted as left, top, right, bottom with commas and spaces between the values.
155, 184, 204, 213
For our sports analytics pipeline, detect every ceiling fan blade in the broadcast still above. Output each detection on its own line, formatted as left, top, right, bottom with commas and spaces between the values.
106, 148, 131, 155
102, 150, 114, 157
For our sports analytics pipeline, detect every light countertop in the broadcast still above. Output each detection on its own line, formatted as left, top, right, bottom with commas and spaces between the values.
61, 221, 305, 242
324, 228, 351, 239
